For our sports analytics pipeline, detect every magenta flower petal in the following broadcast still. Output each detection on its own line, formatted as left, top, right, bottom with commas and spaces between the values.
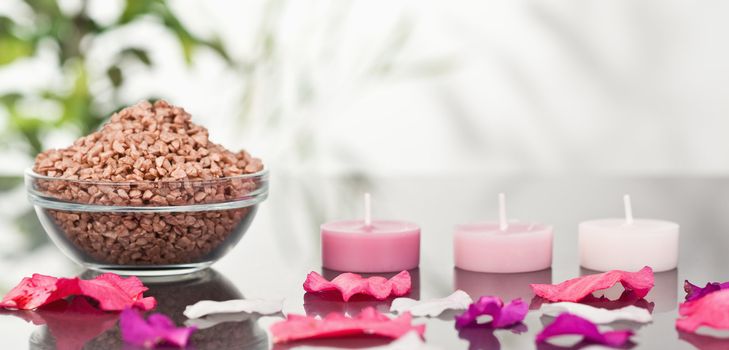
454, 296, 527, 329
536, 313, 634, 347
684, 280, 729, 302
677, 288, 729, 333
0, 273, 156, 311
270, 307, 425, 344
303, 271, 411, 301
530, 266, 654, 302
120, 308, 196, 348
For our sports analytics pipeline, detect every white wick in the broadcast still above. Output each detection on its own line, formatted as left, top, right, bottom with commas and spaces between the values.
364, 192, 372, 227
623, 194, 634, 225
499, 193, 508, 231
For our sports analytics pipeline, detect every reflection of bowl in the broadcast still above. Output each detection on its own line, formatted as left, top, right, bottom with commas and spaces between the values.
25, 169, 268, 276
29, 269, 268, 350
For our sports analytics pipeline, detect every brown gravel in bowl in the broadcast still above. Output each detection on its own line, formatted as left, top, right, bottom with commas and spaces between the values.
31, 100, 265, 266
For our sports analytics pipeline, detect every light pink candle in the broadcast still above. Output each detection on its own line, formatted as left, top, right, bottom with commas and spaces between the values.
454, 193, 553, 273
579, 195, 679, 272
321, 194, 420, 273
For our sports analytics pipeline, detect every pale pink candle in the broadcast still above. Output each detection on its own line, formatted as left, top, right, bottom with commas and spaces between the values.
454, 193, 553, 273
579, 195, 679, 272
321, 193, 420, 273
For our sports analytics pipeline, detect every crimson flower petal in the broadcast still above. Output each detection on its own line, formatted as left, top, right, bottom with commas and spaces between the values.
270, 307, 425, 344
536, 313, 634, 347
0, 273, 156, 311
530, 266, 654, 302
676, 288, 729, 333
454, 296, 527, 329
120, 307, 196, 348
684, 280, 729, 302
303, 271, 411, 301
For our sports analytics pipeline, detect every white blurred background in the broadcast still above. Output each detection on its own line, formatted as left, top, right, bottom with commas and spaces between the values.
3, 0, 729, 176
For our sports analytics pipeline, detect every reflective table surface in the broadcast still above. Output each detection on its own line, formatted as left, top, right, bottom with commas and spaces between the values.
2, 174, 729, 349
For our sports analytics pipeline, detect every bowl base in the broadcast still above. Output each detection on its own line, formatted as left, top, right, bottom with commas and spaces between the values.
84, 262, 213, 277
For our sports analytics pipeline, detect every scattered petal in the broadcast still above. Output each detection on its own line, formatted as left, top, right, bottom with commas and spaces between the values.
0, 273, 156, 311
120, 307, 196, 348
454, 296, 528, 329
183, 298, 283, 319
677, 288, 729, 333
536, 313, 634, 347
303, 271, 411, 301
292, 331, 440, 350
540, 302, 652, 324
685, 280, 729, 302
270, 306, 425, 344
390, 290, 472, 317
530, 266, 654, 302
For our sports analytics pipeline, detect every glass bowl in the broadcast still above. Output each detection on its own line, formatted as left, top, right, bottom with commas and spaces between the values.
25, 169, 268, 276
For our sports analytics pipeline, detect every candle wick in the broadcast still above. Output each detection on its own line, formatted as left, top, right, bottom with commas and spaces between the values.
364, 192, 372, 228
499, 193, 508, 231
623, 194, 634, 225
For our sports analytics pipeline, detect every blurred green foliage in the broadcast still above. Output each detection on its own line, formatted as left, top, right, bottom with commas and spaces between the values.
0, 0, 231, 156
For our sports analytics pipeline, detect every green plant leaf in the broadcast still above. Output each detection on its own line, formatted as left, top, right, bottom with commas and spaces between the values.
107, 65, 123, 87
120, 47, 152, 66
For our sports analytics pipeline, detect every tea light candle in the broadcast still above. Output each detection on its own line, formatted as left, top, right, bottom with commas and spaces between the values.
321, 193, 420, 273
579, 195, 679, 272
453, 193, 553, 273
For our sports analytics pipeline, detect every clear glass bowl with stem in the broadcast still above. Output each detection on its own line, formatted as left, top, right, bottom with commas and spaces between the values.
25, 169, 268, 276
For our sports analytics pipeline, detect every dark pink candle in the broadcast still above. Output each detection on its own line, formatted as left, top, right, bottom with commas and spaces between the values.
321, 194, 420, 273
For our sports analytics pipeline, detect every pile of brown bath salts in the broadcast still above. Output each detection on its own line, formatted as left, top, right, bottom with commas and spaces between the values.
32, 100, 264, 265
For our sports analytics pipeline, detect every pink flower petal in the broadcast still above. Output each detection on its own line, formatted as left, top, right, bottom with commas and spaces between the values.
0, 273, 156, 311
303, 271, 411, 301
454, 296, 527, 329
536, 313, 634, 347
676, 288, 729, 333
120, 307, 196, 348
684, 280, 729, 302
270, 307, 425, 344
530, 266, 654, 302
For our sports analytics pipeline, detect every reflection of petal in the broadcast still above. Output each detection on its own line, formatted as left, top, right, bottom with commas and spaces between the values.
540, 302, 652, 324
184, 298, 283, 319
458, 323, 527, 350
303, 290, 392, 317
185, 312, 260, 330
678, 330, 729, 350
390, 290, 472, 317
290, 331, 440, 350
537, 313, 634, 347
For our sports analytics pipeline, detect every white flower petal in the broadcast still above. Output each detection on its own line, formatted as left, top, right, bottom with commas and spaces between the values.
184, 298, 284, 319
390, 290, 472, 317
540, 302, 653, 324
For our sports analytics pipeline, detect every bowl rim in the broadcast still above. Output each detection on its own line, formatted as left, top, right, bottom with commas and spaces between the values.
24, 167, 268, 185
24, 168, 269, 212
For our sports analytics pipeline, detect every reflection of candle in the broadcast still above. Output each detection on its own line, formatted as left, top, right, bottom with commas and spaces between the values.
453, 193, 553, 273
454, 267, 552, 302
579, 195, 679, 272
321, 194, 420, 273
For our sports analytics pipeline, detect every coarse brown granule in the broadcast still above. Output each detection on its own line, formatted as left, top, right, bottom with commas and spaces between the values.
31, 100, 265, 266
